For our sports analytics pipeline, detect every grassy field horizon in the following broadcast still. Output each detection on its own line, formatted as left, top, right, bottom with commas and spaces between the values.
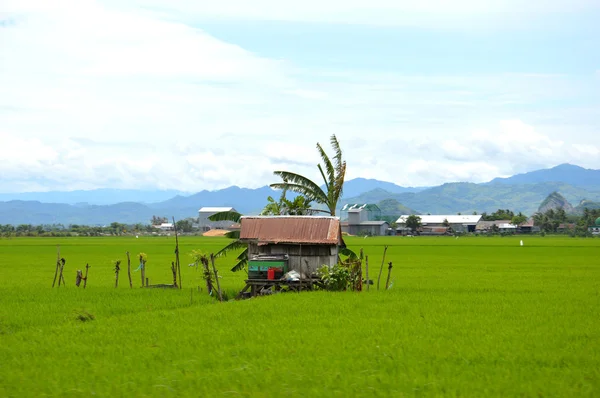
1, 235, 598, 396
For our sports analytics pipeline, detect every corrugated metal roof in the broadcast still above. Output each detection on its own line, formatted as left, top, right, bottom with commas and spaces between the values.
476, 220, 512, 229
357, 221, 389, 226
199, 207, 235, 213
240, 216, 343, 245
396, 214, 482, 224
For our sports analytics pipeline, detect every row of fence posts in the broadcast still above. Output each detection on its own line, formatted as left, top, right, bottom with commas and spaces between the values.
364, 245, 393, 291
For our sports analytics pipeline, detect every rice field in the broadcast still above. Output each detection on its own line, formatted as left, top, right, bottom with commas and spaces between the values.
0, 235, 599, 397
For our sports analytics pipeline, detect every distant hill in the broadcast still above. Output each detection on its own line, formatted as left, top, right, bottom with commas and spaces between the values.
341, 182, 600, 216
487, 164, 600, 190
574, 199, 600, 213
340, 178, 425, 199
537, 192, 575, 213
0, 189, 188, 205
0, 200, 156, 225
2, 163, 600, 225
376, 199, 417, 217
148, 186, 279, 216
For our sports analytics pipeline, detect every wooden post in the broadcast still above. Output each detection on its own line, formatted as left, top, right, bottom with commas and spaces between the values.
171, 261, 178, 287
146, 277, 149, 287
126, 251, 132, 288
385, 262, 393, 290
377, 246, 388, 291
52, 245, 60, 287
172, 217, 182, 289
58, 258, 66, 287
83, 263, 90, 289
75, 270, 83, 287
114, 260, 121, 288
365, 255, 369, 291
139, 254, 145, 288
211, 254, 223, 302
202, 256, 212, 296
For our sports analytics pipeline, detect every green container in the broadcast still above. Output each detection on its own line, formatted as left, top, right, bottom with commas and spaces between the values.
248, 260, 288, 279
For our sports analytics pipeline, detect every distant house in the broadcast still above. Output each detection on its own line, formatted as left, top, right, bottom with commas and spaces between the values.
340, 204, 388, 236
589, 217, 600, 235
155, 222, 174, 231
518, 218, 539, 234
396, 214, 482, 235
239, 216, 345, 276
477, 219, 539, 234
198, 207, 238, 231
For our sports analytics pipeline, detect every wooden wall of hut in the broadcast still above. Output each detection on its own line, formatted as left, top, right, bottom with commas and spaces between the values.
247, 243, 338, 275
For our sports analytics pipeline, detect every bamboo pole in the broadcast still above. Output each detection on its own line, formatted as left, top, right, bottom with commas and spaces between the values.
126, 251, 132, 288
385, 262, 393, 290
52, 245, 60, 287
84, 263, 90, 289
377, 246, 388, 291
211, 254, 223, 302
172, 217, 182, 289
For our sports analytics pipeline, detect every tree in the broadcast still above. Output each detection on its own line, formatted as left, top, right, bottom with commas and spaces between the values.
405, 215, 422, 233
207, 210, 247, 272
511, 213, 528, 228
151, 215, 167, 225
175, 219, 194, 233
261, 188, 315, 216
270, 135, 346, 216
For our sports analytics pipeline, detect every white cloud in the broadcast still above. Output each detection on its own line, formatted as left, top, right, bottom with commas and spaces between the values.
0, 1, 599, 194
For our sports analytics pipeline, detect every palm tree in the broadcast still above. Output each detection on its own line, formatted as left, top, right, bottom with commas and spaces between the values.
270, 134, 346, 216
261, 188, 315, 216
207, 210, 248, 272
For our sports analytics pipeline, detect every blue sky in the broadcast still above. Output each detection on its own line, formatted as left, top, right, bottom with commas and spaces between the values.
1, 0, 599, 193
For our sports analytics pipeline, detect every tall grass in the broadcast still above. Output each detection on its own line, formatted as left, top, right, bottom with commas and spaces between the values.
0, 235, 599, 397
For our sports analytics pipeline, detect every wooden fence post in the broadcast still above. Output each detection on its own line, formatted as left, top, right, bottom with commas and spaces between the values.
377, 246, 388, 291
114, 260, 121, 288
365, 255, 369, 291
83, 263, 90, 289
75, 270, 83, 287
126, 251, 132, 288
211, 254, 223, 302
385, 262, 393, 290
52, 245, 60, 287
171, 261, 178, 286
58, 258, 66, 287
173, 216, 182, 289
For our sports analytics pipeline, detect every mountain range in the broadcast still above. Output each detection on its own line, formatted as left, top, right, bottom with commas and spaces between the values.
1, 163, 599, 225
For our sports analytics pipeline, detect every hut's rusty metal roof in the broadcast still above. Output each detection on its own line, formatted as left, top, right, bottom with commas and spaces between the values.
240, 216, 343, 245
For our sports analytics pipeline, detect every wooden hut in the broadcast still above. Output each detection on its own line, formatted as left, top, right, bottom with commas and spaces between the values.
239, 216, 345, 277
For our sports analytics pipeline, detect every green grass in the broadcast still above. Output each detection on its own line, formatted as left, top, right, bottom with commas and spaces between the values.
0, 235, 599, 397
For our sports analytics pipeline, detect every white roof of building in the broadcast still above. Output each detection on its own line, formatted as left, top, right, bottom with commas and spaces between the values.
497, 223, 516, 229
199, 207, 235, 213
396, 215, 482, 225
159, 223, 173, 228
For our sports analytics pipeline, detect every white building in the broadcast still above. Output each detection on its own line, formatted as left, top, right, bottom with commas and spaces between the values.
198, 207, 238, 231
156, 222, 174, 231
396, 214, 482, 234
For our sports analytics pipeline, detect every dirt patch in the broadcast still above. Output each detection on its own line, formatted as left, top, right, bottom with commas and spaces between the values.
202, 229, 230, 237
